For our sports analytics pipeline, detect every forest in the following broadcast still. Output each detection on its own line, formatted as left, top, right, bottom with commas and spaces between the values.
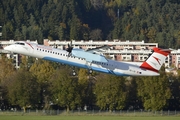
1, 0, 180, 48
0, 56, 180, 112
0, 0, 180, 111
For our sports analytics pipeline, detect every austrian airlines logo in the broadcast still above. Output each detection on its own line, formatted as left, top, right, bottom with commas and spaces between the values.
153, 56, 161, 65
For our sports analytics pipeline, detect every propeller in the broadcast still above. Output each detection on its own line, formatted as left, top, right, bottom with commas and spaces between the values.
66, 41, 73, 56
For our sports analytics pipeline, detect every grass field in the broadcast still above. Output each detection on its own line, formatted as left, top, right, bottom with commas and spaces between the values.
0, 115, 179, 120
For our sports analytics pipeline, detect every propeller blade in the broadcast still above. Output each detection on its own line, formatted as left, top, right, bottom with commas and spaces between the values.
66, 41, 73, 56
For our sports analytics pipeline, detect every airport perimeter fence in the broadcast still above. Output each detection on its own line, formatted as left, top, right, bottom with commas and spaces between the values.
0, 109, 180, 116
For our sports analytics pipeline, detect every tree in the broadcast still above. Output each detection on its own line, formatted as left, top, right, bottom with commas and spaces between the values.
13, 8, 21, 28
167, 71, 180, 110
22, 25, 28, 40
147, 27, 156, 42
81, 24, 90, 40
125, 77, 142, 110
2, 24, 7, 40
0, 54, 15, 110
89, 29, 103, 40
2, 0, 180, 48
29, 60, 55, 109
5, 21, 14, 39
0, 54, 15, 84
58, 23, 66, 40
70, 15, 81, 40
78, 69, 89, 103
155, 32, 166, 48
61, 4, 68, 23
137, 67, 171, 111
5, 70, 39, 112
94, 74, 127, 111
19, 56, 35, 71
90, 0, 103, 10
51, 67, 81, 112
14, 28, 22, 40
112, 20, 122, 39
78, 68, 95, 108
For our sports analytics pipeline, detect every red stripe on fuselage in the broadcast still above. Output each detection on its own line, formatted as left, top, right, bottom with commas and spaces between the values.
25, 42, 34, 49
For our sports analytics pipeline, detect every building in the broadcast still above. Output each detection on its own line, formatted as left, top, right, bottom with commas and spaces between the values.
44, 39, 178, 68
170, 49, 180, 68
44, 39, 158, 50
44, 39, 165, 64
43, 39, 158, 61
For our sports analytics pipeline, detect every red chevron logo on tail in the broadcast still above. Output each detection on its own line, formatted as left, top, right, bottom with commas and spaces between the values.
153, 56, 161, 65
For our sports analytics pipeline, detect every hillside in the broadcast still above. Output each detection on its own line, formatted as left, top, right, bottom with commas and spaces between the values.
1, 0, 180, 48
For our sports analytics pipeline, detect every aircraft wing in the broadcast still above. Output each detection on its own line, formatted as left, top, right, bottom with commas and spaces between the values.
86, 45, 112, 54
72, 49, 108, 62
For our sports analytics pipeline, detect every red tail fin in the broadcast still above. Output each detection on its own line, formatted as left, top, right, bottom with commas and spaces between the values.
140, 48, 171, 72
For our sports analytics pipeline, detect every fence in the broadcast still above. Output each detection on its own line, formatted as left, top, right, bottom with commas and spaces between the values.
0, 109, 180, 116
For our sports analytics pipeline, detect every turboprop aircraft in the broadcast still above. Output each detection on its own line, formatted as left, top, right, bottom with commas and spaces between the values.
4, 41, 171, 76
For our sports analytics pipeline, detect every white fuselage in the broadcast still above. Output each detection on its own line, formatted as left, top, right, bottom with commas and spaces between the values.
4, 42, 160, 76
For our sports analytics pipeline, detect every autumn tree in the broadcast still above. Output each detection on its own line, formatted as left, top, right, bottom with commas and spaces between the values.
0, 54, 15, 83
5, 70, 39, 112
136, 67, 171, 111
0, 54, 15, 110
78, 68, 96, 108
94, 74, 127, 111
29, 60, 55, 109
19, 56, 35, 71
51, 67, 81, 112
89, 29, 103, 40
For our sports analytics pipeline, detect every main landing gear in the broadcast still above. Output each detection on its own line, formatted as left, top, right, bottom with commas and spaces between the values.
72, 69, 93, 75
86, 61, 93, 74
88, 69, 93, 74
72, 70, 76, 76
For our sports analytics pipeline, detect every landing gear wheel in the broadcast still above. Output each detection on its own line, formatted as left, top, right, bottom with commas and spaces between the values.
72, 70, 76, 76
89, 69, 93, 74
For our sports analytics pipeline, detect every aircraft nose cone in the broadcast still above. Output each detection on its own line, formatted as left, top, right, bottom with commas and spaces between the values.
4, 46, 12, 51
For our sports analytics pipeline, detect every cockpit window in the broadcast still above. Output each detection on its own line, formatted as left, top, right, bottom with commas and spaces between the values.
15, 42, 25, 45
20, 43, 25, 45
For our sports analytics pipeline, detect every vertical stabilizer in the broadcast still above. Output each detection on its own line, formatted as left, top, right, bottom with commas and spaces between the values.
140, 48, 171, 72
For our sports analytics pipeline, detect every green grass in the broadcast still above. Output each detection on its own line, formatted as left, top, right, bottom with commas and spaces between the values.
0, 115, 179, 120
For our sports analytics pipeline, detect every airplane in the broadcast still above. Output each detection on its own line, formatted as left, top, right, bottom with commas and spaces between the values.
4, 41, 172, 76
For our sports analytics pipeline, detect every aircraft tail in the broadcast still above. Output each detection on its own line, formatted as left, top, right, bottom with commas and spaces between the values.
140, 48, 172, 73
